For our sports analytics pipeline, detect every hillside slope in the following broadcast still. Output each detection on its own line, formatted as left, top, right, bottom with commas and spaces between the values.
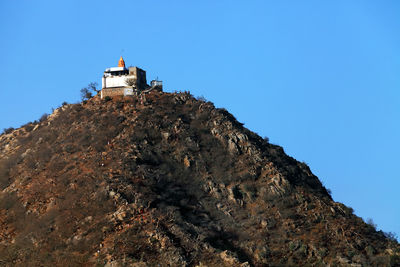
0, 91, 398, 266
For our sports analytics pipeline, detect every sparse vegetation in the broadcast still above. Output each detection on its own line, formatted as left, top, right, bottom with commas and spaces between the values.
39, 113, 48, 122
367, 218, 377, 230
125, 78, 135, 87
2, 127, 14, 135
0, 91, 397, 266
80, 82, 99, 101
80, 87, 92, 101
385, 231, 398, 242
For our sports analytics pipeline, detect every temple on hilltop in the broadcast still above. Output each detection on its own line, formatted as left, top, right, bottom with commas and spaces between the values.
101, 56, 162, 99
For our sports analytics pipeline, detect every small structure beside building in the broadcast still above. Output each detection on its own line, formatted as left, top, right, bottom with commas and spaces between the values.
101, 57, 162, 99
150, 79, 163, 89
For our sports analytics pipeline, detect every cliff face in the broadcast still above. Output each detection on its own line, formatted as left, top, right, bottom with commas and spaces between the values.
0, 91, 398, 266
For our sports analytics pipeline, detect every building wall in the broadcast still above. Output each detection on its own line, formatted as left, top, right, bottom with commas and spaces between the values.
102, 74, 136, 89
101, 87, 137, 98
150, 80, 163, 90
101, 88, 124, 98
101, 66, 148, 98
129, 67, 147, 89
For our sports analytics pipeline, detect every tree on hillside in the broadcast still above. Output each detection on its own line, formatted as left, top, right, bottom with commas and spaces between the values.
80, 87, 92, 101
125, 78, 135, 87
87, 82, 99, 93
80, 82, 99, 101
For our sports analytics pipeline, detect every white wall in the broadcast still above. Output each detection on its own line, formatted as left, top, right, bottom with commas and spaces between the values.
102, 74, 136, 88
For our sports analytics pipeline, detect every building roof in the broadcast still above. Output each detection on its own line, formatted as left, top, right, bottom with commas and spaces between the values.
104, 67, 126, 73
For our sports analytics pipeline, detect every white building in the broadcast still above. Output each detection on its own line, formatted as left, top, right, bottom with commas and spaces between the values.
101, 57, 148, 98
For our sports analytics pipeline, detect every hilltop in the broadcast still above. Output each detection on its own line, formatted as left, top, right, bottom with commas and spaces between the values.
0, 91, 398, 266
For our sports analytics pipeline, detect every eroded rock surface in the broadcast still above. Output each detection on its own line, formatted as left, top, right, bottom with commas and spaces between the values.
0, 92, 398, 266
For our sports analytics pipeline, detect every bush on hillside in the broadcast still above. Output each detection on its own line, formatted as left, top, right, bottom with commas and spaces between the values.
39, 113, 48, 123
2, 127, 14, 135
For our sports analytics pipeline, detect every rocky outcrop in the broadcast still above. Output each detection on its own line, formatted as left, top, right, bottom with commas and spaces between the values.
0, 91, 398, 266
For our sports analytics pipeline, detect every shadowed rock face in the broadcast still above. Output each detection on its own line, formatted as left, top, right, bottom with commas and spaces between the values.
0, 91, 398, 266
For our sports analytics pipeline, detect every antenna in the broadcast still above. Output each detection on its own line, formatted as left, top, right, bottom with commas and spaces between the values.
120, 49, 125, 56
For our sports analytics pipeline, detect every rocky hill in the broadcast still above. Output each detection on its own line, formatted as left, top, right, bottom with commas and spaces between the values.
0, 91, 398, 266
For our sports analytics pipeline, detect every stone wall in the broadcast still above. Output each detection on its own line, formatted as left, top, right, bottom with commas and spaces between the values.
129, 67, 147, 90
101, 88, 127, 98
101, 87, 139, 98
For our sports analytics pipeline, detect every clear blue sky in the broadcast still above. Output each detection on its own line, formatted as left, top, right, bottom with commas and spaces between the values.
1, 1, 399, 237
